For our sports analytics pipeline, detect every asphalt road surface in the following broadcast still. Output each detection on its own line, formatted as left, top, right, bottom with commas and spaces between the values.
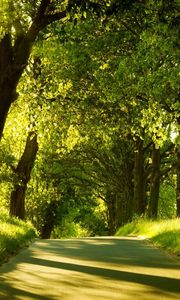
0, 237, 180, 300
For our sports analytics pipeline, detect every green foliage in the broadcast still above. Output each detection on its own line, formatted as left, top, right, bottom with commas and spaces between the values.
0, 0, 40, 40
52, 197, 108, 238
116, 218, 180, 256
0, 209, 37, 264
52, 220, 90, 239
158, 182, 176, 219
0, 0, 179, 237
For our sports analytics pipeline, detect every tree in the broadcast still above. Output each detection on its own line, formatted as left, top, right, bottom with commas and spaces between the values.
33, 0, 179, 224
0, 0, 67, 139
148, 144, 161, 218
0, 0, 140, 140
10, 131, 38, 219
1, 0, 179, 237
133, 137, 146, 216
176, 117, 180, 217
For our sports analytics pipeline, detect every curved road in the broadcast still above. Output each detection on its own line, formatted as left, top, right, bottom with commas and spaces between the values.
0, 237, 180, 299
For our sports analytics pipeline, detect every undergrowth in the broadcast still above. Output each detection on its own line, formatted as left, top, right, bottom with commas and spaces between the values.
0, 209, 37, 265
116, 218, 180, 256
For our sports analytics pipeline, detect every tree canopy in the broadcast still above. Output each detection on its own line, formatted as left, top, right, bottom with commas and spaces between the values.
0, 0, 179, 237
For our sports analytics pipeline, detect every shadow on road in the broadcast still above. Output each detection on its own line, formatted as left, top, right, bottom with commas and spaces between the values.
22, 254, 180, 292
31, 237, 180, 269
0, 237, 180, 299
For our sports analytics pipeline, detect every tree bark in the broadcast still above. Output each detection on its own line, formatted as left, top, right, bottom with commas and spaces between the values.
176, 117, 180, 218
133, 137, 146, 216
0, 34, 17, 139
148, 144, 160, 219
41, 200, 59, 239
176, 149, 180, 218
116, 162, 134, 226
106, 192, 117, 235
10, 131, 38, 219
123, 155, 134, 223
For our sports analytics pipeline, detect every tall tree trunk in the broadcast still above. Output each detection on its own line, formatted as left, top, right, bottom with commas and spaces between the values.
176, 117, 180, 218
10, 131, 38, 219
107, 193, 117, 235
133, 138, 146, 216
41, 200, 59, 239
116, 166, 134, 226
123, 156, 134, 223
123, 180, 134, 224
148, 144, 160, 219
176, 149, 180, 218
0, 34, 18, 139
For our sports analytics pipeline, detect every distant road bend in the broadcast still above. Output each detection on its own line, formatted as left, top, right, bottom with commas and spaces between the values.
0, 237, 180, 299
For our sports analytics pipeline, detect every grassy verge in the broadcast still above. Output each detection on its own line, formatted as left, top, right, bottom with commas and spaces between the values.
116, 218, 180, 257
0, 209, 37, 265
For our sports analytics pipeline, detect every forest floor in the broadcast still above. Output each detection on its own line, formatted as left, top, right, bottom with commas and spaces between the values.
0, 237, 180, 300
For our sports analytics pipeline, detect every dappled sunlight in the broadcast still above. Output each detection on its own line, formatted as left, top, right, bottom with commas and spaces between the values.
30, 238, 180, 272
1, 261, 179, 300
0, 1, 179, 298
0, 238, 180, 299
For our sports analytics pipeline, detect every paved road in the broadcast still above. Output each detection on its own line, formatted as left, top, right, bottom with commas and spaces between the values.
0, 237, 180, 300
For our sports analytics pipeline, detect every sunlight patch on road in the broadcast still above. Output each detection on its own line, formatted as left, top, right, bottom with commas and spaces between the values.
0, 238, 179, 300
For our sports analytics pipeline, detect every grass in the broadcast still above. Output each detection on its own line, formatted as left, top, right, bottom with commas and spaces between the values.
116, 218, 180, 257
0, 209, 37, 265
